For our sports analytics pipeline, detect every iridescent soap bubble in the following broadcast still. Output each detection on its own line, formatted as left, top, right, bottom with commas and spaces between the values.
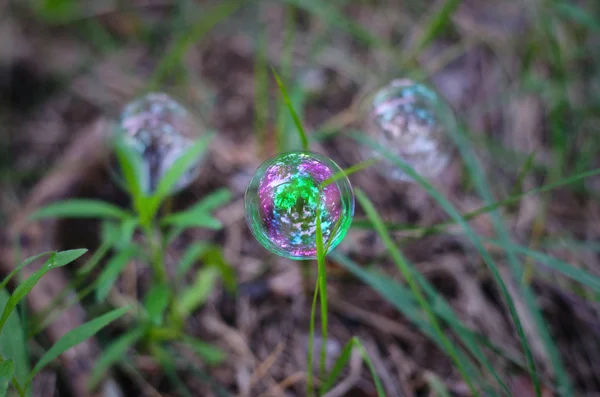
245, 152, 354, 260
113, 92, 204, 194
361, 79, 454, 182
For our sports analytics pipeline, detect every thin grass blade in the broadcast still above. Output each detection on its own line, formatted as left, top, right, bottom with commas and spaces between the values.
28, 306, 130, 383
29, 200, 131, 221
355, 189, 479, 396
0, 249, 87, 333
272, 68, 309, 151
88, 327, 144, 390
0, 358, 14, 396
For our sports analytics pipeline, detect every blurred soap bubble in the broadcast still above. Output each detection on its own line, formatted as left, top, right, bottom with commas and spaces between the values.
360, 79, 455, 182
111, 92, 205, 194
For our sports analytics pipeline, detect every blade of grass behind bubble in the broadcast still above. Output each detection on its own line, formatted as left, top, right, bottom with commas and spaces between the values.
351, 131, 543, 395
356, 189, 480, 396
272, 68, 309, 151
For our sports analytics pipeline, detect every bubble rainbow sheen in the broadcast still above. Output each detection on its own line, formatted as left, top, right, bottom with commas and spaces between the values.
363, 79, 453, 182
245, 152, 354, 260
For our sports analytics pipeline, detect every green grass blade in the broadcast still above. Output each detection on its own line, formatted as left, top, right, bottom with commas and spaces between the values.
321, 337, 353, 392
307, 277, 319, 396
279, 0, 379, 47
176, 243, 210, 279
355, 189, 479, 396
272, 68, 310, 151
88, 327, 145, 390
176, 267, 220, 317
253, 20, 269, 156
95, 246, 137, 302
330, 253, 502, 395
113, 134, 145, 203
320, 159, 378, 189
321, 336, 386, 396
315, 207, 328, 386
0, 289, 28, 394
486, 239, 600, 291
152, 344, 194, 397
166, 347, 233, 397
353, 338, 386, 397
181, 336, 226, 365
439, 103, 572, 395
0, 252, 52, 291
200, 247, 237, 294
161, 212, 223, 230
414, 0, 461, 54
184, 188, 233, 213
350, 132, 550, 395
29, 200, 131, 221
275, 4, 296, 152
154, 134, 214, 200
161, 188, 231, 231
0, 358, 14, 396
553, 2, 600, 31
425, 371, 452, 397
144, 284, 170, 326
28, 306, 130, 384
0, 249, 87, 334
148, 0, 247, 88
351, 166, 600, 232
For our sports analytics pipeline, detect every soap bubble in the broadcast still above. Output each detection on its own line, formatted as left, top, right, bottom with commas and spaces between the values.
245, 152, 354, 260
113, 92, 204, 194
361, 79, 454, 182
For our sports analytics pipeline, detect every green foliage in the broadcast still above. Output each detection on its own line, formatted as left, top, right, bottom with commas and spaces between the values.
176, 267, 220, 317
30, 200, 132, 221
0, 250, 87, 334
351, 131, 548, 395
23, 119, 234, 392
0, 359, 14, 396
321, 337, 385, 397
355, 189, 480, 395
151, 134, 215, 211
95, 246, 138, 302
0, 289, 28, 394
144, 284, 170, 326
88, 327, 145, 390
27, 306, 130, 384
272, 68, 310, 151
181, 336, 226, 365
0, 253, 52, 291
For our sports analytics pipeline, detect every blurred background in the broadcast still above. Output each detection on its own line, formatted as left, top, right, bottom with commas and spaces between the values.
1, 0, 600, 396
